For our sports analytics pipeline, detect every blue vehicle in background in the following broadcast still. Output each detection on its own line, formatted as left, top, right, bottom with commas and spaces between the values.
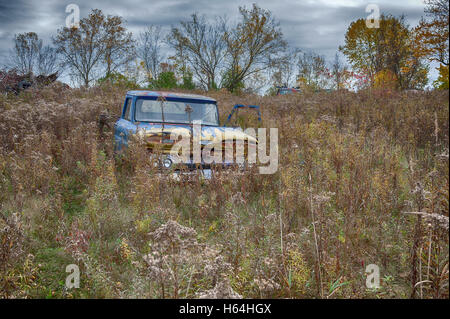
276, 87, 302, 95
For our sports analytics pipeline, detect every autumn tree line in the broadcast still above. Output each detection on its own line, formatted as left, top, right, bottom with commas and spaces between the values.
2, 1, 449, 93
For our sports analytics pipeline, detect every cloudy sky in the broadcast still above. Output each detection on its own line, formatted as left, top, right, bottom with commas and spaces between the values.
0, 0, 437, 83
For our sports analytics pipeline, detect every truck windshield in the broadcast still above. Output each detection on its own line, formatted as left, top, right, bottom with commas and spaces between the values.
135, 98, 219, 126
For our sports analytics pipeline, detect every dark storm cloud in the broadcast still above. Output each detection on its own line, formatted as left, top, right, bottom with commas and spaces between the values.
0, 0, 428, 71
0, 0, 34, 59
277, 1, 425, 58
0, 0, 31, 24
0, 0, 64, 66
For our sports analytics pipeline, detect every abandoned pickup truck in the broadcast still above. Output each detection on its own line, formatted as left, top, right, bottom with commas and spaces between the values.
114, 90, 257, 171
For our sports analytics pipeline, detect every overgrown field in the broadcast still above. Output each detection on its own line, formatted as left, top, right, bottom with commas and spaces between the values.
0, 84, 448, 298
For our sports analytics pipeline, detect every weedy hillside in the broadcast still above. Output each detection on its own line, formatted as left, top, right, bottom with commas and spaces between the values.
0, 83, 448, 299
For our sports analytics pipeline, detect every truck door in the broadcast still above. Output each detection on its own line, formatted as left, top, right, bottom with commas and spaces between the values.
114, 97, 135, 152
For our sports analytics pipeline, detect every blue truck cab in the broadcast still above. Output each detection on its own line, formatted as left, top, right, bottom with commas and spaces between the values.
114, 90, 257, 168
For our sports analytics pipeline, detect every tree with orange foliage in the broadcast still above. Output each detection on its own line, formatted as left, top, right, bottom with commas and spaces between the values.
433, 64, 449, 89
340, 15, 428, 90
373, 69, 398, 90
415, 0, 449, 66
414, 0, 449, 90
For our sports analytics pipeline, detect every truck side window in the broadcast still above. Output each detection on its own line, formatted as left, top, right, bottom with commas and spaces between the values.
123, 98, 132, 121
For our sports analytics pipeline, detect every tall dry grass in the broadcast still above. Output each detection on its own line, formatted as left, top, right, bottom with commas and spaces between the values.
0, 83, 448, 298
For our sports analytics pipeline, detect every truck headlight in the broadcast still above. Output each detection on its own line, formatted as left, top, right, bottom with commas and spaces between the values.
163, 158, 172, 169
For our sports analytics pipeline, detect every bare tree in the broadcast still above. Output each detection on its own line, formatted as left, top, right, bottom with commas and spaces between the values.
10, 32, 61, 78
243, 71, 270, 94
271, 48, 301, 88
54, 9, 106, 87
297, 51, 329, 90
103, 15, 135, 77
138, 25, 165, 83
169, 14, 227, 90
37, 45, 61, 76
222, 4, 287, 93
10, 32, 41, 76
330, 52, 348, 90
